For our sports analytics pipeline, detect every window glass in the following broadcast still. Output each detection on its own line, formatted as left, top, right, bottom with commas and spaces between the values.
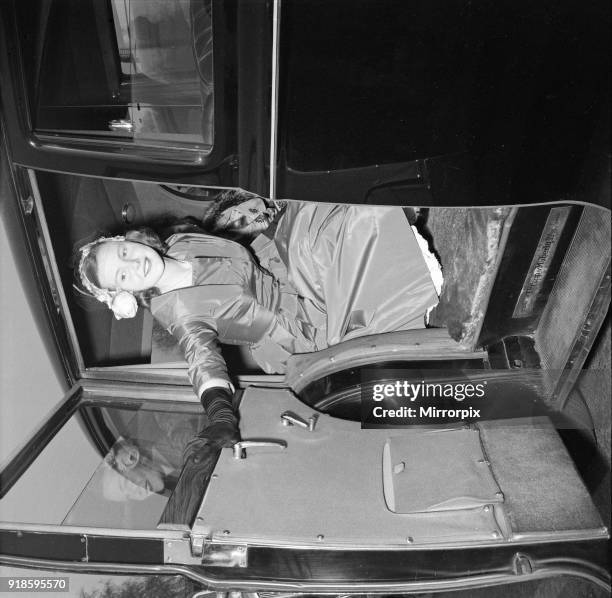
28, 0, 213, 150
0, 402, 205, 530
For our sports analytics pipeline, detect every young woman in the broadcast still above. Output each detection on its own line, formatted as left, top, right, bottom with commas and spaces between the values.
73, 196, 441, 444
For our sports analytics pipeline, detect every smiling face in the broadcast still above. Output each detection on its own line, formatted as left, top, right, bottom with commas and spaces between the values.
113, 440, 140, 472
107, 439, 166, 500
95, 240, 165, 293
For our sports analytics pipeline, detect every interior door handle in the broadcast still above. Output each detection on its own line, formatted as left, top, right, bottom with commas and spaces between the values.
233, 440, 287, 460
109, 119, 133, 133
280, 411, 318, 431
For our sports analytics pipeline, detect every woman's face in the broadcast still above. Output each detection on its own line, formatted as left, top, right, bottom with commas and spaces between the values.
113, 441, 140, 472
95, 240, 164, 292
111, 440, 166, 499
218, 197, 271, 237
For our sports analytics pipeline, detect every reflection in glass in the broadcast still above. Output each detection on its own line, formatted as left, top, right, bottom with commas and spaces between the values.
65, 405, 205, 528
29, 0, 213, 148
1, 402, 204, 530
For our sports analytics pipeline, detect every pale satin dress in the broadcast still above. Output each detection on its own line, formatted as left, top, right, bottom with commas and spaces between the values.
151, 205, 439, 391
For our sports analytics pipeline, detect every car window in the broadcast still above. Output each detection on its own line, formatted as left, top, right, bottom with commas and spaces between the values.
1, 401, 204, 530
18, 0, 213, 151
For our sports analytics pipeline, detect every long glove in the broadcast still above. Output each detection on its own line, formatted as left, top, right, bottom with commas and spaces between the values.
197, 387, 241, 449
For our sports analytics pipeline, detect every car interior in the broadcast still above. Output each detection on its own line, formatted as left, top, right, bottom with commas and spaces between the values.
192, 388, 606, 549
18, 167, 606, 548
0, 0, 608, 589
0, 385, 606, 553
35, 170, 513, 373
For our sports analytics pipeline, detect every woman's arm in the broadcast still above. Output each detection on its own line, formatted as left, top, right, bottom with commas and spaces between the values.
169, 316, 233, 397
167, 317, 240, 447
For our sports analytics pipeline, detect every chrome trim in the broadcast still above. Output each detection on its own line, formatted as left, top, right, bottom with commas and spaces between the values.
466, 206, 517, 347
81, 368, 288, 392
510, 528, 609, 543
79, 378, 197, 401
201, 543, 248, 567
20, 194, 34, 215
27, 169, 85, 373
190, 535, 206, 558
199, 523, 610, 552
121, 202, 135, 224
0, 522, 187, 539
280, 411, 318, 432
268, 0, 281, 199
164, 538, 202, 565
108, 119, 134, 133
234, 375, 286, 388
232, 440, 287, 460
0, 555, 609, 594
33, 133, 212, 163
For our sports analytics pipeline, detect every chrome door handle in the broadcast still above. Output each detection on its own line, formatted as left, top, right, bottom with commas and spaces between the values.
109, 119, 133, 133
280, 411, 318, 432
232, 440, 287, 460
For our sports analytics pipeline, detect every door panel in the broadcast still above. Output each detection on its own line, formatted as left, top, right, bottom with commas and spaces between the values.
196, 388, 606, 549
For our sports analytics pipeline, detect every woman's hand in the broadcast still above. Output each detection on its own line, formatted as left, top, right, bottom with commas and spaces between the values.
199, 421, 241, 449
182, 421, 241, 464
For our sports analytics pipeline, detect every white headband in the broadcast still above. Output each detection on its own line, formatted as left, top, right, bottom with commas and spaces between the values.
73, 235, 126, 308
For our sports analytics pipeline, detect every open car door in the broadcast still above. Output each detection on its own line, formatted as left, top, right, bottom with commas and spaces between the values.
185, 386, 609, 589
1, 379, 610, 593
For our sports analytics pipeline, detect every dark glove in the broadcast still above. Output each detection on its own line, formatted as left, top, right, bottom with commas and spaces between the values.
199, 421, 241, 449
197, 387, 241, 449
200, 386, 236, 422
183, 421, 241, 463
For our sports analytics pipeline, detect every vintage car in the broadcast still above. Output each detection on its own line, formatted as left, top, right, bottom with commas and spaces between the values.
0, 0, 610, 596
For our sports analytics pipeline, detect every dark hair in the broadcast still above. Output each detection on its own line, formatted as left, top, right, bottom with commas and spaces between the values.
201, 188, 264, 239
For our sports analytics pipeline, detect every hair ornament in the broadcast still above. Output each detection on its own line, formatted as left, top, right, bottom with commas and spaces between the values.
111, 291, 138, 320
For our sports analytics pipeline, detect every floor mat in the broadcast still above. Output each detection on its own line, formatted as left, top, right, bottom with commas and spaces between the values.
479, 417, 603, 534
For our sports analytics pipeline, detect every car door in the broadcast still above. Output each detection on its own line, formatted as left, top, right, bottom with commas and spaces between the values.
2, 380, 608, 593
0, 0, 271, 191
0, 382, 208, 571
